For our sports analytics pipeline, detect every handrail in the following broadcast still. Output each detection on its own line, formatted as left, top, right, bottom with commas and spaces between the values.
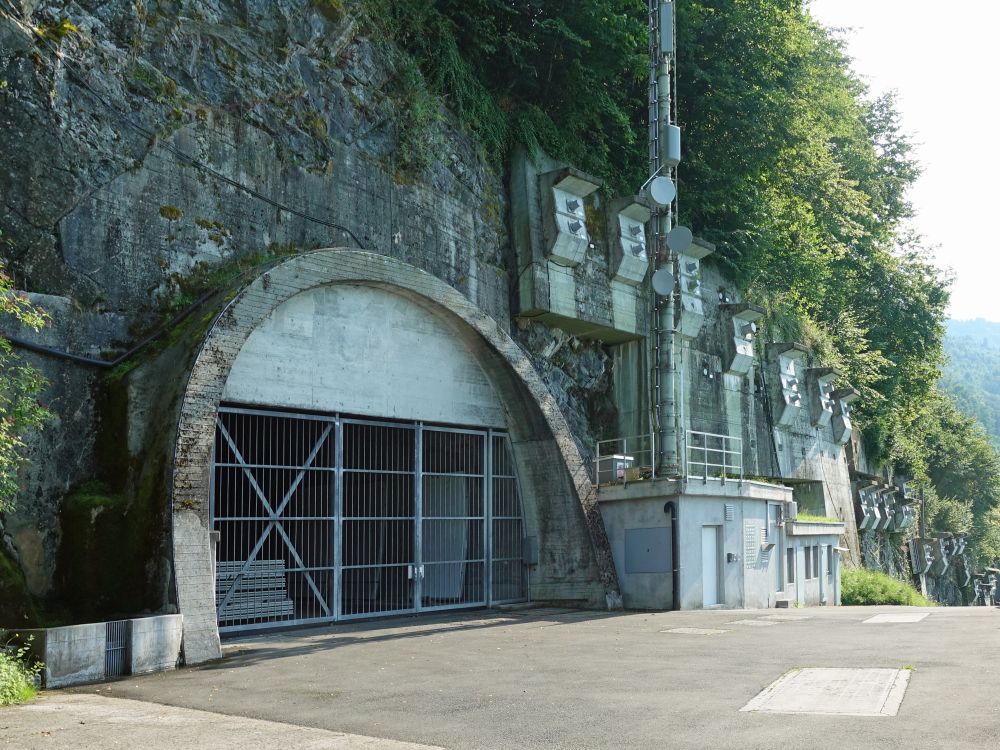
594, 429, 743, 488
686, 430, 743, 483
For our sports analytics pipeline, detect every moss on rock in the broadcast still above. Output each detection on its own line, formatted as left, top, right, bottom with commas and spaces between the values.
0, 549, 41, 626
54, 480, 132, 619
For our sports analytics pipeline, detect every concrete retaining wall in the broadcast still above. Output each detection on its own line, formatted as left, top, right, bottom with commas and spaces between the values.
130, 614, 183, 676
14, 614, 183, 687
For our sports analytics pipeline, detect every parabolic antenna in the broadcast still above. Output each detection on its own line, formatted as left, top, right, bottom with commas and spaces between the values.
666, 225, 693, 253
649, 176, 676, 207
651, 267, 675, 296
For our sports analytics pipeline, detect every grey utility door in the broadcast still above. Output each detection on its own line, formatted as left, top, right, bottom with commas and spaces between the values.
702, 526, 720, 606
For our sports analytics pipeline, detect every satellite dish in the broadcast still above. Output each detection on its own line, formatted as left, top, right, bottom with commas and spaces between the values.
649, 176, 676, 207
651, 267, 675, 296
666, 225, 693, 253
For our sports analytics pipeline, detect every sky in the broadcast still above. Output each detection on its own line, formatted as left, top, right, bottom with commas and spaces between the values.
808, 0, 1000, 323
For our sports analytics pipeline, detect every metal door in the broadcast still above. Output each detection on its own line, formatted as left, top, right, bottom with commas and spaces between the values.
702, 526, 720, 606
419, 427, 486, 611
768, 503, 782, 593
340, 419, 417, 618
212, 407, 526, 633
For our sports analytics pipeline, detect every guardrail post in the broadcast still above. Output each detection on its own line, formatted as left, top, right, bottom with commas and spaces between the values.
622, 438, 629, 488
702, 440, 708, 484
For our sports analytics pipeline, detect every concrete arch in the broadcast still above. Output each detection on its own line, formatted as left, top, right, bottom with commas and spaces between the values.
171, 249, 621, 663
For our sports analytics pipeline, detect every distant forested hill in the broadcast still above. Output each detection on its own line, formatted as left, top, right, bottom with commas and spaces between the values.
941, 319, 1000, 446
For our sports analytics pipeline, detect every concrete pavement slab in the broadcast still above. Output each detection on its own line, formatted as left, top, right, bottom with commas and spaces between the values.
0, 694, 444, 750
660, 627, 728, 635
759, 614, 811, 621
864, 613, 930, 623
740, 667, 910, 716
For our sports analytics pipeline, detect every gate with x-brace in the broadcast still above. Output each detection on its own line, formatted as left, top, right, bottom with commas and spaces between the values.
211, 405, 527, 633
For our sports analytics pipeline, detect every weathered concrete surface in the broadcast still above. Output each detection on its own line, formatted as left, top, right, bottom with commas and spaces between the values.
30, 605, 999, 750
17, 623, 105, 688
0, 694, 444, 750
130, 614, 183, 676
223, 284, 506, 426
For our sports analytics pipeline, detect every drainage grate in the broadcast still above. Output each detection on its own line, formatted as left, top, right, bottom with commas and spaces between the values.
105, 620, 131, 679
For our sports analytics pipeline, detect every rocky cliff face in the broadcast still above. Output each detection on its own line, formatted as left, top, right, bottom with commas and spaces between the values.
0, 0, 618, 618
2, 0, 508, 315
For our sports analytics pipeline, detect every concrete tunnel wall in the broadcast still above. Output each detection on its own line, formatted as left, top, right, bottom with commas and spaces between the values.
170, 249, 621, 664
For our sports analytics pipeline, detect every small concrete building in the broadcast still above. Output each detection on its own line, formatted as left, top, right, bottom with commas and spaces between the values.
599, 479, 845, 610
784, 520, 845, 607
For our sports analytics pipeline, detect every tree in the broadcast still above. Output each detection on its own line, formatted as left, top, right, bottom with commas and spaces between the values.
0, 263, 51, 513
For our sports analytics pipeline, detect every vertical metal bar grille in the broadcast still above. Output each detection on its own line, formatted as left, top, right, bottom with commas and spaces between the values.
420, 427, 486, 611
104, 620, 130, 678
213, 407, 337, 632
491, 434, 527, 603
212, 406, 526, 633
341, 419, 416, 619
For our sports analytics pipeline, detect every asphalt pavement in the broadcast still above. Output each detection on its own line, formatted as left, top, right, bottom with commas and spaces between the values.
3, 605, 998, 749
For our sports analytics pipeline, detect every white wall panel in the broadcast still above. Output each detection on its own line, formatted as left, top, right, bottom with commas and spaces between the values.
223, 284, 505, 426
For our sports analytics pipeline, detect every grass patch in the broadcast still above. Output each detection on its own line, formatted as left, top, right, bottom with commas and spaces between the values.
795, 513, 841, 524
0, 636, 42, 706
841, 568, 935, 607
158, 205, 182, 221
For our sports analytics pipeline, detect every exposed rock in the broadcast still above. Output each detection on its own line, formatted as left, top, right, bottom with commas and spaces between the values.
0, 0, 514, 617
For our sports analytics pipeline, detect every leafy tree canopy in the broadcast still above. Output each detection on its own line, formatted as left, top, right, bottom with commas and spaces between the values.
940, 319, 1000, 448
371, 0, 1000, 564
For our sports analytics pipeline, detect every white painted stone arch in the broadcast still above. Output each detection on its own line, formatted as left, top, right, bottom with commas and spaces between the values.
170, 249, 620, 663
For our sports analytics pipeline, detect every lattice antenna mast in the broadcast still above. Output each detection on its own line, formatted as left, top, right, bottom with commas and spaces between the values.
648, 1, 682, 475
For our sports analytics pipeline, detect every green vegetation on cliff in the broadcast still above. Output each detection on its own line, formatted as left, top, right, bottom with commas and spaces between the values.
0, 262, 51, 513
374, 0, 999, 566
841, 568, 934, 607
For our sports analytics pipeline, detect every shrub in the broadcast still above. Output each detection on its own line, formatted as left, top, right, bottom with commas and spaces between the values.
841, 568, 935, 607
0, 636, 42, 706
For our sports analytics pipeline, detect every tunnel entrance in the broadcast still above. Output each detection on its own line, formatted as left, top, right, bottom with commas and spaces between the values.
211, 406, 526, 633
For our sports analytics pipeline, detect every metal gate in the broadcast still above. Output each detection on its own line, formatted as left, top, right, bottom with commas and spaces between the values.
104, 620, 130, 678
212, 406, 527, 633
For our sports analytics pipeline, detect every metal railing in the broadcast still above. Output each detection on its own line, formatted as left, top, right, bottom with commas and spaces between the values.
595, 430, 744, 487
686, 430, 743, 482
594, 434, 658, 487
